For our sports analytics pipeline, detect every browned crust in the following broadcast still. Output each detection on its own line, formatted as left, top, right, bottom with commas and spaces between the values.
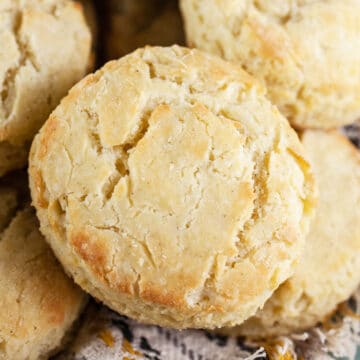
71, 231, 109, 278
37, 115, 59, 160
140, 283, 186, 308
32, 168, 49, 209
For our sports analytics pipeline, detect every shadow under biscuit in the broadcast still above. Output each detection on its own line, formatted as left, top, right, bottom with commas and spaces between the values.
101, 0, 185, 61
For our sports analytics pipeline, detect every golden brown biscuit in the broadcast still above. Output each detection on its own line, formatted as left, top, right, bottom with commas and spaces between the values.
180, 0, 360, 129
29, 46, 315, 329
0, 0, 91, 176
105, 0, 185, 60
0, 205, 87, 360
222, 130, 360, 337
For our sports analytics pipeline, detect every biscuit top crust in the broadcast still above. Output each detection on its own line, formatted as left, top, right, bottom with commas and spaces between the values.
0, 0, 91, 145
233, 130, 360, 336
180, 0, 360, 128
29, 46, 315, 328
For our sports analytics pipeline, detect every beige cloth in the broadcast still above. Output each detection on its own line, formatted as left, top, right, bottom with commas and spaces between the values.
56, 289, 360, 360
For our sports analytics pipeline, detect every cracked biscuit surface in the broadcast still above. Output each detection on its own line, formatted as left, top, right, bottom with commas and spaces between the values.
180, 0, 360, 129
0, 199, 87, 359
223, 130, 360, 337
29, 46, 315, 329
0, 0, 91, 176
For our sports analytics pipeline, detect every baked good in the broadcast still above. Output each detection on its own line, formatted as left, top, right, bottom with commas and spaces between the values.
0, 204, 87, 360
29, 45, 315, 329
180, 0, 360, 129
223, 130, 360, 337
105, 0, 185, 60
0, 0, 91, 176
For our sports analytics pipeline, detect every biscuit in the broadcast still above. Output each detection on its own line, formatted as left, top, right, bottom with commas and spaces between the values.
222, 130, 360, 337
105, 0, 185, 60
0, 0, 91, 176
180, 0, 360, 129
29, 46, 315, 329
0, 205, 87, 360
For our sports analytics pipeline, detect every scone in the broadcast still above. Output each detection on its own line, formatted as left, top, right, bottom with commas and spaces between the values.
180, 0, 360, 129
29, 46, 315, 329
0, 202, 87, 359
105, 0, 185, 60
222, 130, 360, 337
0, 0, 91, 176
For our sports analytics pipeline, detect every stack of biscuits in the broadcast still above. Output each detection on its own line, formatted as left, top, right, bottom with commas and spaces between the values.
0, 1, 359, 359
